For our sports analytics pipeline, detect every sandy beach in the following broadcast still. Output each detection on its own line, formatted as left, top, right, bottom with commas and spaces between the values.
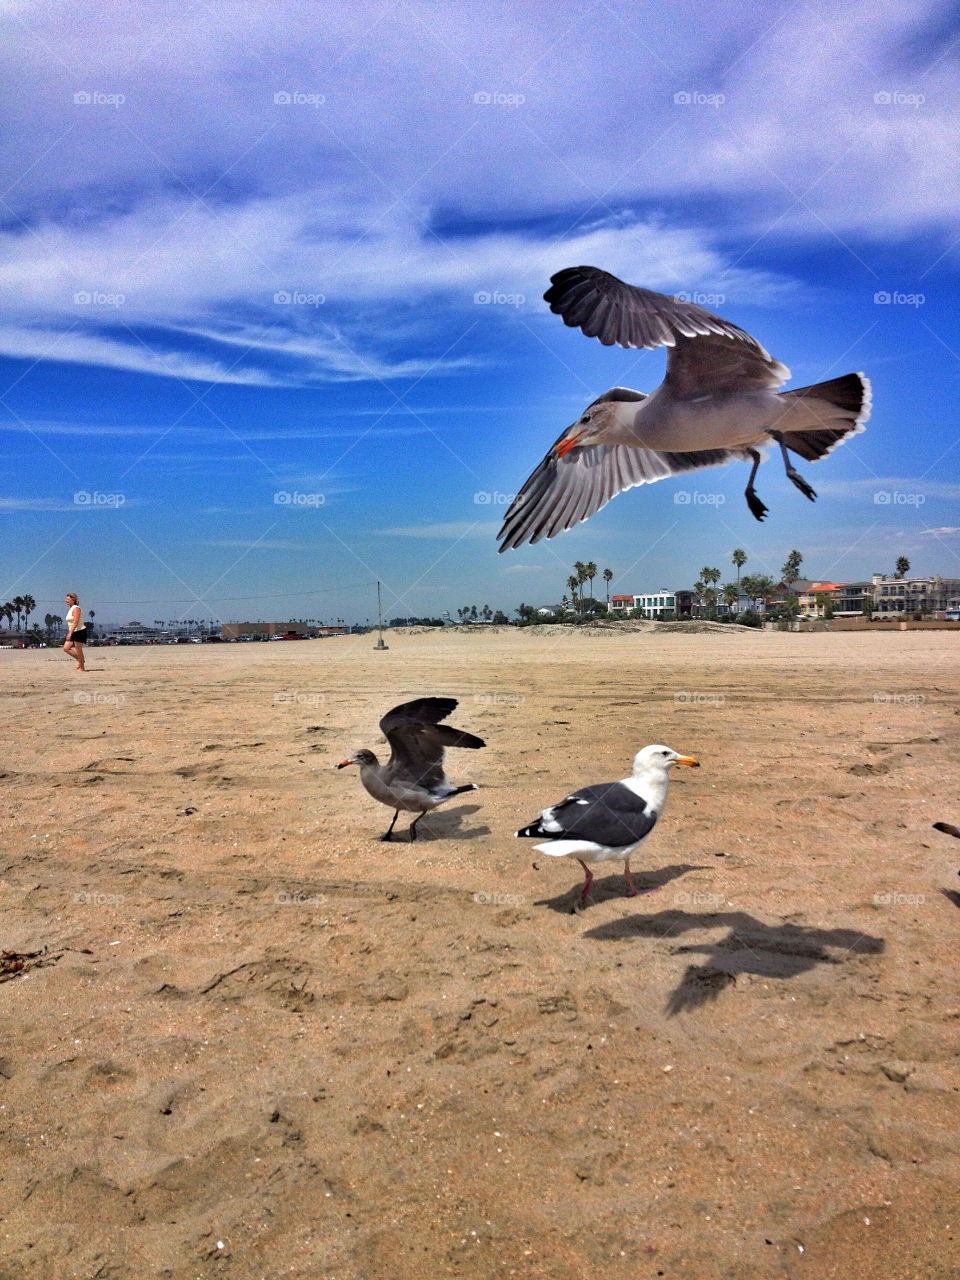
2, 625, 959, 1280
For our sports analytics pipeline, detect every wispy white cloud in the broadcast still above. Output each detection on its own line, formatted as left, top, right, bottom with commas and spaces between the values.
0, 325, 285, 386
194, 538, 307, 549
0, 495, 138, 511
2, 1, 955, 240
0, 193, 797, 383
814, 476, 960, 501
375, 521, 496, 538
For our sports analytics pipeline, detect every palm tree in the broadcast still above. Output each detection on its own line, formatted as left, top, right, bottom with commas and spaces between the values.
781, 550, 803, 585
723, 582, 739, 612
572, 561, 588, 617
698, 567, 720, 616
603, 567, 613, 603
566, 575, 580, 614
21, 594, 36, 633
1, 602, 12, 632
87, 609, 95, 633
895, 556, 910, 579
732, 548, 747, 592
585, 561, 597, 604
11, 596, 25, 631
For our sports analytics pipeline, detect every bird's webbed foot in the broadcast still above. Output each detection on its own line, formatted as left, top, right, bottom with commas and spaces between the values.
786, 468, 817, 501
745, 488, 769, 521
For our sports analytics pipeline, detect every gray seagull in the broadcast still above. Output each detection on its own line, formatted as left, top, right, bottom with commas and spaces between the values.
498, 266, 871, 550
337, 697, 484, 841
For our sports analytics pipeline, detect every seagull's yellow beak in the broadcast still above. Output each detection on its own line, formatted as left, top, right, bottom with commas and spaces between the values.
674, 755, 700, 767
554, 431, 584, 459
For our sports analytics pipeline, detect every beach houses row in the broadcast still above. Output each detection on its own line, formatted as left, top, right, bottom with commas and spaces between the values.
608, 574, 960, 620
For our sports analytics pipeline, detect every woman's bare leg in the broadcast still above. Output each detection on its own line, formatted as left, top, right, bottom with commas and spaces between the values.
63, 639, 84, 669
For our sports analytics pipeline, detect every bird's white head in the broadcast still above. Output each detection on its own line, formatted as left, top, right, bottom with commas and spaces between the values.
552, 388, 646, 457
632, 744, 700, 776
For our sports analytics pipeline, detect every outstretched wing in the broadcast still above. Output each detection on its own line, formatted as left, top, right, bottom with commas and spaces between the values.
497, 439, 735, 551
544, 266, 789, 397
380, 698, 484, 788
380, 697, 458, 734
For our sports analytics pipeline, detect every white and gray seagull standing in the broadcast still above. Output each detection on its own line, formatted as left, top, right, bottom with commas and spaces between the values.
498, 266, 871, 550
338, 697, 485, 841
516, 744, 699, 907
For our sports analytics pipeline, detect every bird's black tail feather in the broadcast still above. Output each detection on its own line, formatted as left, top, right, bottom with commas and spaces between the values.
449, 783, 477, 797
516, 819, 546, 838
777, 372, 871, 460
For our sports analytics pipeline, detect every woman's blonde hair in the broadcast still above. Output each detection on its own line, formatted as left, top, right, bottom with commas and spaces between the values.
66, 592, 79, 605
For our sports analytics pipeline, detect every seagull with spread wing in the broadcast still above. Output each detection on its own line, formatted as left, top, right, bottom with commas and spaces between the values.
498, 267, 871, 550
337, 697, 485, 841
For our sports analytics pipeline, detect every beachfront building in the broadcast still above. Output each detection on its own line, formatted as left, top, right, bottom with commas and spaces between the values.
869, 573, 960, 618
790, 575, 960, 619
634, 589, 676, 618
222, 621, 310, 638
631, 589, 695, 618
793, 581, 869, 617
794, 582, 845, 618
833, 581, 872, 615
609, 595, 635, 613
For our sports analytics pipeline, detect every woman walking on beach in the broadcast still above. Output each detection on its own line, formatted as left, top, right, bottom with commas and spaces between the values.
63, 592, 87, 671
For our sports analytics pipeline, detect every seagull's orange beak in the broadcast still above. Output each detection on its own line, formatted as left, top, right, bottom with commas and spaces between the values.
336, 759, 353, 769
554, 431, 584, 459
674, 755, 700, 767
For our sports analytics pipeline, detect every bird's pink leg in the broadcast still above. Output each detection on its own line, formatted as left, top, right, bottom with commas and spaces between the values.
577, 859, 593, 907
624, 860, 659, 897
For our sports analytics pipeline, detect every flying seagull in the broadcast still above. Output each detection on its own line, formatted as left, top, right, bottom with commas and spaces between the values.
498, 266, 871, 549
337, 697, 484, 841
517, 744, 699, 907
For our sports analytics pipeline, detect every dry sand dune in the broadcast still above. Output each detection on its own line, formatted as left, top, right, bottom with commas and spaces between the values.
2, 628, 959, 1279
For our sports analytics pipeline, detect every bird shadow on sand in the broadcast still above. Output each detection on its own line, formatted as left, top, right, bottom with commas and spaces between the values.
534, 864, 709, 915
583, 909, 885, 1016
388, 803, 489, 843
939, 887, 960, 910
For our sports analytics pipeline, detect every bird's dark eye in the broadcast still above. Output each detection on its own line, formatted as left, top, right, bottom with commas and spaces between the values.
581, 412, 592, 423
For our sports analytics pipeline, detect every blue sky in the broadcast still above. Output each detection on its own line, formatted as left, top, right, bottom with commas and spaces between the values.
2, 0, 958, 627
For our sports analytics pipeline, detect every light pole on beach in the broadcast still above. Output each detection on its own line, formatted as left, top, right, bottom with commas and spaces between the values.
375, 581, 388, 651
